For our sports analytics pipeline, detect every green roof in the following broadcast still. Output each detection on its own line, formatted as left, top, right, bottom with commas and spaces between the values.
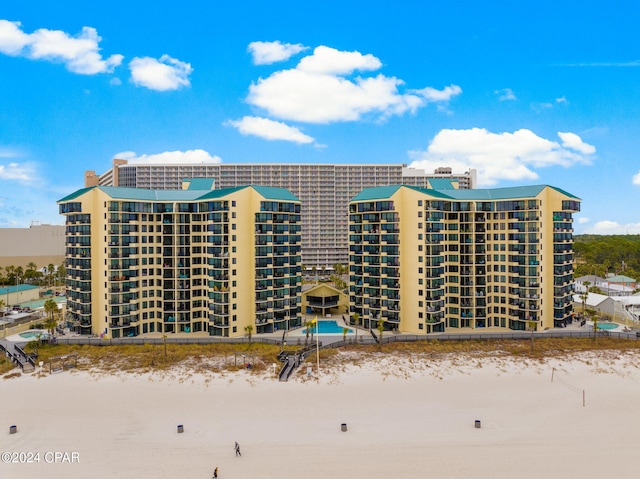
183, 178, 215, 190
57, 186, 95, 203
58, 184, 299, 203
0, 284, 39, 296
351, 184, 580, 202
251, 185, 300, 202
350, 185, 404, 201
427, 178, 457, 190
607, 275, 637, 283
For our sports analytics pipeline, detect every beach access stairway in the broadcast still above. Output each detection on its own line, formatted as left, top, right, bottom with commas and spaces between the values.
0, 339, 36, 373
277, 344, 319, 381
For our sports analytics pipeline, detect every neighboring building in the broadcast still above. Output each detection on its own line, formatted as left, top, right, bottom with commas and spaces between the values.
301, 283, 349, 318
0, 284, 40, 307
575, 275, 634, 297
606, 274, 637, 289
58, 179, 302, 338
87, 160, 477, 268
0, 223, 65, 269
348, 184, 580, 333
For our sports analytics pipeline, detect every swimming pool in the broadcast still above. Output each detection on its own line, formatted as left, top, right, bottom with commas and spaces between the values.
18, 330, 49, 339
303, 320, 353, 335
596, 323, 619, 330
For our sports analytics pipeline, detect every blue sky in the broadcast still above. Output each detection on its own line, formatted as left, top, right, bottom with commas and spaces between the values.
1, 1, 639, 233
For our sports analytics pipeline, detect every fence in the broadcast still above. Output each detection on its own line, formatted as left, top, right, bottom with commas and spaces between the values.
39, 328, 640, 349
1, 316, 46, 339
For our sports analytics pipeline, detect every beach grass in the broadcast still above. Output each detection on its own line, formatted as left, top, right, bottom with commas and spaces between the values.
1, 356, 15, 375
20, 336, 640, 375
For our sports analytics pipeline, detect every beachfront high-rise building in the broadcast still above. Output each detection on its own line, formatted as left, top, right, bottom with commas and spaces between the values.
348, 184, 580, 333
58, 179, 302, 338
86, 160, 477, 269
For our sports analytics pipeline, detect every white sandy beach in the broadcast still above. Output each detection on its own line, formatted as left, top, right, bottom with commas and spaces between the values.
1, 351, 640, 479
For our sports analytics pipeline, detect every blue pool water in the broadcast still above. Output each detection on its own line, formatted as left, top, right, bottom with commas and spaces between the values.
19, 330, 49, 339
303, 320, 353, 335
596, 323, 619, 330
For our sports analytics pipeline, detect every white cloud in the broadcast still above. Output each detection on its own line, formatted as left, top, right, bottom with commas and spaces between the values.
226, 116, 315, 144
0, 20, 123, 74
129, 55, 192, 91
296, 46, 381, 75
0, 20, 30, 54
632, 170, 640, 186
558, 132, 596, 154
0, 161, 36, 182
248, 40, 308, 65
113, 149, 221, 165
556, 96, 568, 103
408, 128, 595, 186
583, 221, 640, 235
413, 85, 462, 102
246, 45, 461, 124
495, 88, 516, 101
577, 217, 590, 224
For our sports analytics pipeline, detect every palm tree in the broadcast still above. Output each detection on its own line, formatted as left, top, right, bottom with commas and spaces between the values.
342, 327, 349, 343
352, 313, 360, 344
56, 264, 66, 289
44, 299, 58, 335
376, 319, 385, 350
4, 265, 16, 284
580, 281, 591, 316
304, 320, 315, 347
15, 266, 24, 283
47, 263, 55, 287
244, 324, 254, 345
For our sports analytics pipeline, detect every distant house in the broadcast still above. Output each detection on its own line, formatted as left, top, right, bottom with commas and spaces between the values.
575, 275, 635, 297
606, 275, 638, 289
574, 275, 607, 293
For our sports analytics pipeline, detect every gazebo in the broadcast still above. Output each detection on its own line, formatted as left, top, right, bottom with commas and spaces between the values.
302, 283, 348, 319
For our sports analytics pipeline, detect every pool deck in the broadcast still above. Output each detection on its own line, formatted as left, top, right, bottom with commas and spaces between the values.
5, 329, 50, 343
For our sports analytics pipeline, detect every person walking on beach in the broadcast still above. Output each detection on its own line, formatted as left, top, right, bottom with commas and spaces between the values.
235, 442, 241, 457
213, 466, 218, 478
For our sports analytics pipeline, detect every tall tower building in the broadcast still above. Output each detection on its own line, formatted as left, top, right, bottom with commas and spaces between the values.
348, 184, 579, 333
88, 160, 476, 268
58, 179, 302, 338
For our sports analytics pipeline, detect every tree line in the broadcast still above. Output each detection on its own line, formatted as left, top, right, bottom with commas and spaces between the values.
574, 234, 640, 280
0, 263, 66, 288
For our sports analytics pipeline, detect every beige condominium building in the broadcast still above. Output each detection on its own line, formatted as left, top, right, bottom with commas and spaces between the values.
58, 179, 302, 338
86, 160, 476, 269
348, 183, 580, 334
